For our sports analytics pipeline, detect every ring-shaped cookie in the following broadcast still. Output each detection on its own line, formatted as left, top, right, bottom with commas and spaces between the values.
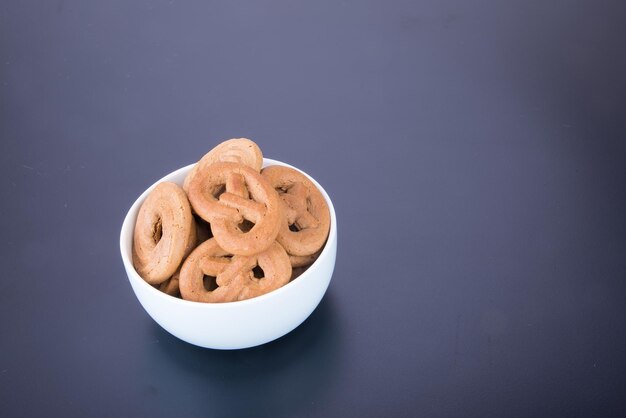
133, 182, 195, 284
183, 138, 263, 193
178, 239, 291, 302
178, 238, 244, 303
261, 165, 330, 257
188, 162, 282, 256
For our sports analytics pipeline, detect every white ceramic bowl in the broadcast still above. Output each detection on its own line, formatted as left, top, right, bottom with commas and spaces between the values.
120, 158, 337, 349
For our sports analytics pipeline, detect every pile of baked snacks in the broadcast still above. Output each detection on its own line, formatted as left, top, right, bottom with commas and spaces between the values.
132, 139, 330, 303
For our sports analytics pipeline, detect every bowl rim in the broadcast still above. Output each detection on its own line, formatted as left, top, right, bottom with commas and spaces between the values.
119, 158, 337, 309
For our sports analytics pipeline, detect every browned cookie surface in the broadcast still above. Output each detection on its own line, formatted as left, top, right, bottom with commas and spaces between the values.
236, 241, 292, 301
188, 162, 282, 256
178, 239, 291, 303
178, 238, 243, 303
262, 165, 330, 257
158, 271, 181, 297
289, 249, 322, 268
133, 182, 195, 284
183, 138, 263, 193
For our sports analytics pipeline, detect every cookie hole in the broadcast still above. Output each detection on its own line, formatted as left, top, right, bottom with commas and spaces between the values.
238, 219, 255, 233
213, 184, 226, 198
152, 218, 163, 244
289, 223, 300, 232
203, 275, 219, 291
252, 265, 264, 279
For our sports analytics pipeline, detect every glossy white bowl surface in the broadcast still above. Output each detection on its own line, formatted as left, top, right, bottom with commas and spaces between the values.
120, 159, 337, 349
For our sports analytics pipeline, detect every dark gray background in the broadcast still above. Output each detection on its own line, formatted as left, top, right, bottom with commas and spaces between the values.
1, 0, 625, 416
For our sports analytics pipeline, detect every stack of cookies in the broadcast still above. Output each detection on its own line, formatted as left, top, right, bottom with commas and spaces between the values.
132, 139, 330, 303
